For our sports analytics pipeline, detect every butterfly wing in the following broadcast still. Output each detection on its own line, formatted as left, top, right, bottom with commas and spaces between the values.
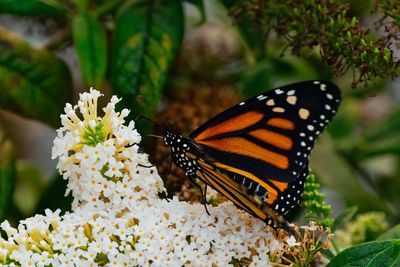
189, 80, 341, 185
188, 151, 309, 226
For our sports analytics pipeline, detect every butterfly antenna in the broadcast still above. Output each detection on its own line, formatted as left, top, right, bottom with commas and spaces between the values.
146, 134, 163, 139
135, 115, 163, 128
156, 111, 173, 132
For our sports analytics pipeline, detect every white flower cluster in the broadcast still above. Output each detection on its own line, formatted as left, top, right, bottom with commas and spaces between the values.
51, 89, 163, 209
0, 89, 286, 266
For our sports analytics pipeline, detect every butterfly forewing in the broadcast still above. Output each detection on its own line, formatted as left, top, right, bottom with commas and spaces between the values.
189, 81, 341, 184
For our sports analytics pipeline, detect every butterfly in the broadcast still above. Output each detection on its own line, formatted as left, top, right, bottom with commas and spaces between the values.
163, 81, 341, 231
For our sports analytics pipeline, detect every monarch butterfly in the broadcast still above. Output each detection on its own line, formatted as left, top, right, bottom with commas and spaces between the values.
163, 81, 341, 231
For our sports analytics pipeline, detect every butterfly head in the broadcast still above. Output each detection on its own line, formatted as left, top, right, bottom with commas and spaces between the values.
164, 131, 183, 147
164, 131, 199, 177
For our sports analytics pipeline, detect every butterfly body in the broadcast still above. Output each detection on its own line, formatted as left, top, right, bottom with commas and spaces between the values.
163, 81, 341, 229
164, 132, 201, 178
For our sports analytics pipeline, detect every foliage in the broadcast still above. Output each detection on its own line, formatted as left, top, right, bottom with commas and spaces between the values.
225, 0, 400, 87
301, 173, 333, 228
334, 212, 389, 247
0, 0, 186, 224
0, 0, 400, 266
327, 240, 400, 267
0, 140, 15, 219
111, 0, 183, 132
0, 27, 72, 127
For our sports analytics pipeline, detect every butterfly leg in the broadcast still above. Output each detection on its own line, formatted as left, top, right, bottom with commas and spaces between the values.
203, 184, 212, 216
188, 176, 210, 216
159, 155, 173, 177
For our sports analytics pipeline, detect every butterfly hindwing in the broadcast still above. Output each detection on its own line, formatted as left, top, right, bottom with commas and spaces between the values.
191, 156, 308, 227
188, 81, 341, 184
194, 158, 294, 227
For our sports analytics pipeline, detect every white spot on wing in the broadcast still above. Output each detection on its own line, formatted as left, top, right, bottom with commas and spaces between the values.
299, 108, 310, 119
287, 95, 297, 105
266, 99, 275, 106
287, 90, 295, 95
273, 107, 285, 113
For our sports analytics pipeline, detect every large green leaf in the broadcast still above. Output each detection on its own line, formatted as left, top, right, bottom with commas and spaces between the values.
328, 240, 400, 267
0, 0, 67, 16
0, 28, 72, 127
72, 12, 107, 87
0, 140, 16, 220
111, 0, 184, 133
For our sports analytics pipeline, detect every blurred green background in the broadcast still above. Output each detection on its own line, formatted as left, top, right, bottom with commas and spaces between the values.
0, 0, 400, 255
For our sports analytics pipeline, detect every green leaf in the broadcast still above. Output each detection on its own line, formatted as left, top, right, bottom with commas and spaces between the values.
0, 140, 16, 220
331, 206, 358, 232
72, 12, 107, 87
328, 240, 400, 267
111, 0, 184, 133
0, 0, 67, 16
0, 28, 73, 127
378, 224, 400, 240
